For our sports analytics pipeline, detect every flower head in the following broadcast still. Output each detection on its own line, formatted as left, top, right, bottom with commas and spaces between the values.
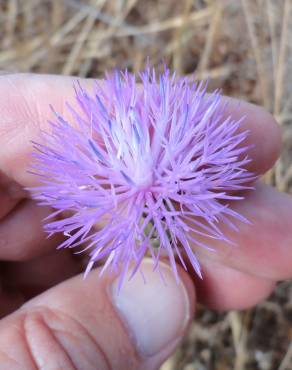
30, 68, 254, 286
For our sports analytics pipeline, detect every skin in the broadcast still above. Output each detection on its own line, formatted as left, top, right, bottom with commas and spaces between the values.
0, 73, 290, 369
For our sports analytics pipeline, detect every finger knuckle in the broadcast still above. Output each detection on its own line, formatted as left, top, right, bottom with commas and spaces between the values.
22, 306, 112, 370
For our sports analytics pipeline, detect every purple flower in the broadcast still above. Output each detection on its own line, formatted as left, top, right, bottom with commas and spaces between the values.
30, 68, 254, 286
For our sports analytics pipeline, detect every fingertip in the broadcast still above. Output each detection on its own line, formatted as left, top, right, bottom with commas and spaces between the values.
244, 104, 282, 174
192, 258, 276, 311
222, 97, 282, 175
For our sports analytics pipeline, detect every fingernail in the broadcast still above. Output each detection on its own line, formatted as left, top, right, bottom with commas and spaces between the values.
111, 259, 191, 357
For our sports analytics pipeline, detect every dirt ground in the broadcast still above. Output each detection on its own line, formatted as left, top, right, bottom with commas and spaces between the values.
0, 0, 291, 369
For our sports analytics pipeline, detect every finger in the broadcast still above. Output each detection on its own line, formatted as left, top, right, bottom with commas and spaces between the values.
192, 257, 276, 310
0, 259, 194, 370
192, 182, 292, 280
0, 199, 62, 261
0, 74, 281, 187
220, 96, 281, 174
0, 73, 93, 186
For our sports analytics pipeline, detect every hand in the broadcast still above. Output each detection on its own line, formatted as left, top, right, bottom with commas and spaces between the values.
0, 74, 289, 370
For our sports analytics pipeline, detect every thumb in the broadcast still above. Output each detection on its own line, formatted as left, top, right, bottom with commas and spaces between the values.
0, 259, 195, 370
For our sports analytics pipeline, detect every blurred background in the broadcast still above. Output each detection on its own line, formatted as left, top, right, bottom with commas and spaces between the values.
0, 0, 291, 369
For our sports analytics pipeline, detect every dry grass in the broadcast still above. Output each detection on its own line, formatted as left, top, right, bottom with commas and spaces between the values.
0, 0, 292, 369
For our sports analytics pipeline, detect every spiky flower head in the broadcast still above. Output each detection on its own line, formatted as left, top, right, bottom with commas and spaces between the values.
30, 68, 254, 286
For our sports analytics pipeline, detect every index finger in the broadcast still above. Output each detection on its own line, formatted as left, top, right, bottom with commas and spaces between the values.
0, 73, 281, 187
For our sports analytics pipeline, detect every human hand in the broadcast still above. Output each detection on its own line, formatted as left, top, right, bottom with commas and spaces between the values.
0, 74, 289, 370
